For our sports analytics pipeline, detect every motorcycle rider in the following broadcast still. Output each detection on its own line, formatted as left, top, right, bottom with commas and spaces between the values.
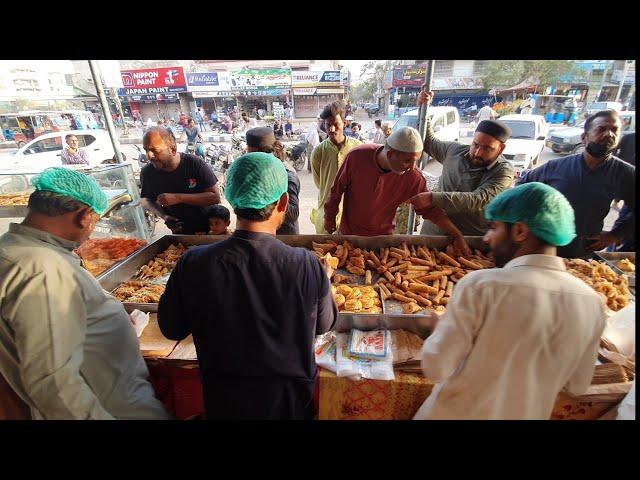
182, 118, 204, 157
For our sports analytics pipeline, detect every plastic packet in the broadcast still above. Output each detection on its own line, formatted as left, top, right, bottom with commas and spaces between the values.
314, 331, 337, 373
129, 309, 150, 337
349, 329, 388, 359
336, 332, 395, 381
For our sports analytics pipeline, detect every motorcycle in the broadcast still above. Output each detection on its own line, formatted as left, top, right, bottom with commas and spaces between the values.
186, 140, 207, 159
133, 145, 148, 167
285, 139, 308, 172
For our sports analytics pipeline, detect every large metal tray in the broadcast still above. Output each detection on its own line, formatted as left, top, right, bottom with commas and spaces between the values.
594, 252, 635, 286
0, 205, 28, 218
98, 234, 488, 317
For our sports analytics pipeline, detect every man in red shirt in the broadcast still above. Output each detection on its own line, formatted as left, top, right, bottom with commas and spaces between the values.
324, 126, 471, 255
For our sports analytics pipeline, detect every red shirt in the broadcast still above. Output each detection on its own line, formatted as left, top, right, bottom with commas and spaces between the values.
324, 144, 447, 236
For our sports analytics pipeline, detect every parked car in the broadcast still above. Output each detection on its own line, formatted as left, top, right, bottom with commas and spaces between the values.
364, 103, 381, 117
546, 111, 635, 155
3, 129, 139, 173
497, 114, 548, 178
585, 101, 623, 117
393, 106, 461, 142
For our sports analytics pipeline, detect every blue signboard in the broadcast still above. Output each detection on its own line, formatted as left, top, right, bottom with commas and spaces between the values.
320, 71, 341, 83
186, 72, 219, 87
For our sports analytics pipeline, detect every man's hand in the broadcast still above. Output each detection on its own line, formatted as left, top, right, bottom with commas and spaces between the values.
324, 219, 336, 234
408, 192, 433, 210
452, 235, 472, 257
417, 89, 435, 107
157, 193, 181, 207
319, 256, 335, 281
586, 232, 619, 251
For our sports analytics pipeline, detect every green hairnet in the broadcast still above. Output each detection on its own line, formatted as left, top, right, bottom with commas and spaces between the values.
485, 182, 576, 246
225, 152, 288, 210
31, 167, 108, 215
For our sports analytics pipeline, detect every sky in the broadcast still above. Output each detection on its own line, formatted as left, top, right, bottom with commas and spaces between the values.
338, 60, 380, 85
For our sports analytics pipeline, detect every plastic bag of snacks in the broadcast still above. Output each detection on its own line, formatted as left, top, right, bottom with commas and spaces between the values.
314, 331, 337, 373
336, 332, 395, 381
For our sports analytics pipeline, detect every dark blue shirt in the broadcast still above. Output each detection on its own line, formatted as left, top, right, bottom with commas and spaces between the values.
517, 153, 635, 258
158, 230, 337, 419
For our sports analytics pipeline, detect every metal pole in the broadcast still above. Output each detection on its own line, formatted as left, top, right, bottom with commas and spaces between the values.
407, 60, 435, 235
88, 60, 125, 164
615, 60, 630, 102
597, 62, 609, 101
110, 87, 129, 136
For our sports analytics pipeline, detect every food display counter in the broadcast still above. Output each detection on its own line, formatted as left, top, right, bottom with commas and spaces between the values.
0, 164, 151, 277
112, 233, 634, 420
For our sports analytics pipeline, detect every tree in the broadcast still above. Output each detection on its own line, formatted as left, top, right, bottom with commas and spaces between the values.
481, 60, 579, 91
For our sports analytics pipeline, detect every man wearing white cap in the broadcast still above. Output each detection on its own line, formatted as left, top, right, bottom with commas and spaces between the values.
324, 127, 471, 255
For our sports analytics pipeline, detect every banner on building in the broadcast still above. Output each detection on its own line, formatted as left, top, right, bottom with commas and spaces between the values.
122, 93, 180, 102
292, 71, 342, 87
120, 67, 187, 95
186, 72, 234, 92
294, 88, 317, 95
316, 88, 344, 95
393, 67, 483, 89
192, 91, 236, 98
229, 68, 291, 90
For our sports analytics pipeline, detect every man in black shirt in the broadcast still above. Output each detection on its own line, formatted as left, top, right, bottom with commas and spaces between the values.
140, 127, 221, 234
158, 152, 337, 420
245, 127, 300, 235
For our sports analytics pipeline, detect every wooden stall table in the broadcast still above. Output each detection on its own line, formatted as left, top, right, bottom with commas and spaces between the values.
318, 368, 632, 420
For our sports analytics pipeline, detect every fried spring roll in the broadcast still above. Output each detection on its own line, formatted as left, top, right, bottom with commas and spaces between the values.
408, 283, 439, 294
404, 291, 433, 306
392, 292, 414, 304
365, 270, 372, 285
445, 281, 454, 297
438, 251, 461, 267
409, 257, 431, 266
459, 257, 484, 270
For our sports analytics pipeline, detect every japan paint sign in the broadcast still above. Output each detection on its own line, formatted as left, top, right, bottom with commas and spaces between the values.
120, 67, 188, 95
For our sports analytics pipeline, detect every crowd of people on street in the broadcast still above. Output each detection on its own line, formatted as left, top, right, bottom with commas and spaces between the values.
0, 91, 635, 420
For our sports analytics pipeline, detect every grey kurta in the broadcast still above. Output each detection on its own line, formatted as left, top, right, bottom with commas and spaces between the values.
0, 223, 169, 420
420, 120, 515, 236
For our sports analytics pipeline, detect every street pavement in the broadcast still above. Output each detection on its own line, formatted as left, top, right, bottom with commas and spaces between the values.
0, 109, 621, 238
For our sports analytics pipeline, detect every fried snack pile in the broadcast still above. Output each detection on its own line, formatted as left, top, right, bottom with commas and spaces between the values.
564, 259, 632, 312
82, 258, 118, 277
112, 280, 166, 303
135, 243, 188, 280
313, 240, 494, 315
0, 192, 31, 206
331, 284, 383, 314
76, 237, 147, 261
617, 258, 635, 273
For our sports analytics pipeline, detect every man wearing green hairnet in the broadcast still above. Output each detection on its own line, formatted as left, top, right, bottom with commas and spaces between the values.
159, 152, 337, 420
414, 182, 606, 420
0, 168, 169, 420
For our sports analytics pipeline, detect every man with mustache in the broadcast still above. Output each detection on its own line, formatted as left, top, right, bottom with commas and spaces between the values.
408, 90, 515, 237
518, 110, 635, 258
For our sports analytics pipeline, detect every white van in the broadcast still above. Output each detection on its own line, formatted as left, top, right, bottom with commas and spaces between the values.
4, 129, 139, 173
392, 106, 461, 142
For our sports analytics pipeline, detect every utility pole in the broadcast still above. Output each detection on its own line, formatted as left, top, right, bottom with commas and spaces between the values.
406, 60, 435, 235
597, 62, 610, 101
88, 60, 125, 164
615, 60, 631, 102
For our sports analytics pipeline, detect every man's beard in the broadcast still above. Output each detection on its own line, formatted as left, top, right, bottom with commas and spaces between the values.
585, 139, 617, 158
492, 238, 520, 268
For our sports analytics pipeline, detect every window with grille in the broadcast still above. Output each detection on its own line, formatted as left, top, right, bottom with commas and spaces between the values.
473, 60, 490, 76
433, 61, 454, 78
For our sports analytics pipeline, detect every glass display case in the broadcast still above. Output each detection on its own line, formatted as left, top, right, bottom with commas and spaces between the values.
0, 164, 150, 241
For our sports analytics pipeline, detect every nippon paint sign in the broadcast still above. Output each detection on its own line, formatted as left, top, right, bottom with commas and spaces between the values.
120, 67, 187, 95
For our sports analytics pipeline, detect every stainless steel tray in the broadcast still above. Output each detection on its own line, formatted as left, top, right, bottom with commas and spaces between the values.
0, 205, 28, 218
98, 233, 487, 316
594, 251, 635, 287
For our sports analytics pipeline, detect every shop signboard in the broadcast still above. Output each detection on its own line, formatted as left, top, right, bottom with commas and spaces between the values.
229, 68, 291, 90
316, 87, 344, 95
394, 66, 483, 89
192, 91, 236, 98
120, 67, 187, 95
292, 71, 342, 87
293, 88, 317, 95
393, 66, 426, 87
186, 72, 233, 92
123, 93, 180, 102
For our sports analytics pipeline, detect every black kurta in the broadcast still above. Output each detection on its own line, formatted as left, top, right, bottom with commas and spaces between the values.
158, 230, 337, 419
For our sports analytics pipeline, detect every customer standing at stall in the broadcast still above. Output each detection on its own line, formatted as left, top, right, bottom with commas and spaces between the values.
61, 134, 90, 165
323, 127, 471, 255
414, 182, 606, 420
245, 127, 300, 235
517, 110, 635, 258
140, 127, 221, 234
0, 168, 170, 420
159, 152, 337, 420
311, 100, 361, 233
408, 90, 515, 237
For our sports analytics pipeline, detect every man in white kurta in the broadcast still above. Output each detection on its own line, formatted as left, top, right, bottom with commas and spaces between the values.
414, 182, 606, 420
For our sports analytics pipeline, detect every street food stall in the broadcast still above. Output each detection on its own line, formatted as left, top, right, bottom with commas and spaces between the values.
99, 233, 635, 420
0, 164, 150, 277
